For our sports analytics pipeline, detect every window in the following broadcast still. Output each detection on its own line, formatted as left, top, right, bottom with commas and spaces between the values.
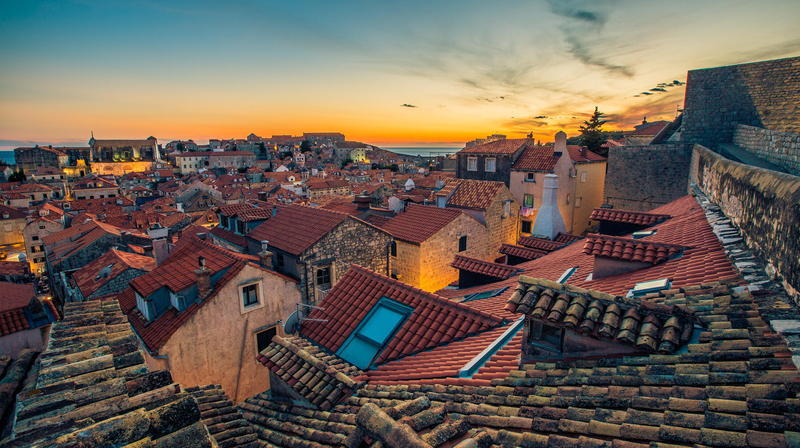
276, 253, 285, 267
467, 156, 478, 171
236, 220, 245, 234
390, 240, 397, 257
32, 235, 39, 241
242, 283, 259, 307
575, 196, 582, 208
528, 321, 564, 352
631, 278, 671, 297
580, 171, 587, 183
521, 220, 532, 234
316, 266, 332, 289
557, 267, 578, 283
336, 298, 413, 369
502, 200, 511, 218
38, 225, 45, 229
458, 235, 467, 252
523, 194, 534, 208
485, 157, 496, 172
526, 172, 535, 182
256, 326, 277, 353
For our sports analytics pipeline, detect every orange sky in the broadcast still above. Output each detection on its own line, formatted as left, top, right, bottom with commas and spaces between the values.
1, 1, 799, 147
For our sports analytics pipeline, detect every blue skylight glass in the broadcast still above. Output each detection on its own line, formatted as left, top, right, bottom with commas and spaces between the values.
336, 297, 413, 369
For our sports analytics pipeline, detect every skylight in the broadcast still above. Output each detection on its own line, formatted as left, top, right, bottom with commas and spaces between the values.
336, 297, 413, 369
631, 278, 671, 296
632, 230, 656, 239
462, 287, 509, 302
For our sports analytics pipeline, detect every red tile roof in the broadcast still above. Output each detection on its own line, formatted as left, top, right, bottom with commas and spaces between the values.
451, 255, 518, 279
511, 145, 560, 171
590, 208, 671, 226
378, 204, 465, 244
0, 282, 35, 312
0, 309, 29, 336
440, 195, 742, 312
518, 236, 566, 252
554, 232, 582, 243
363, 322, 521, 385
129, 233, 256, 297
0, 260, 29, 277
0, 205, 26, 220
458, 138, 529, 155
301, 265, 504, 366
566, 145, 606, 163
248, 205, 349, 255
209, 226, 248, 248
71, 249, 155, 298
583, 233, 686, 265
444, 179, 505, 210
499, 243, 547, 260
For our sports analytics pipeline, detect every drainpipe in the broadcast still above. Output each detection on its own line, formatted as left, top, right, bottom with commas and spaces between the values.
570, 163, 578, 234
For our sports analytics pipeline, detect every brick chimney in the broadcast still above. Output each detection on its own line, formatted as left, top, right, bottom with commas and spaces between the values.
195, 256, 212, 298
259, 240, 274, 269
147, 224, 170, 266
354, 194, 371, 211
532, 174, 567, 240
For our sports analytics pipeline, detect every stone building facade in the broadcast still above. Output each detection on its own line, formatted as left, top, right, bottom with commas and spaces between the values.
455, 139, 528, 186
391, 213, 489, 292
23, 217, 64, 274
13, 146, 68, 172
604, 144, 692, 211
732, 124, 800, 176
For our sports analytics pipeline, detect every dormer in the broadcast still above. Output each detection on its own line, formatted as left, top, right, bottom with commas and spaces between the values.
506, 276, 697, 362
583, 233, 686, 278
589, 207, 671, 236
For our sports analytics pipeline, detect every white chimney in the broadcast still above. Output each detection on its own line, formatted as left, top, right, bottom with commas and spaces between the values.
554, 130, 567, 155
532, 174, 567, 240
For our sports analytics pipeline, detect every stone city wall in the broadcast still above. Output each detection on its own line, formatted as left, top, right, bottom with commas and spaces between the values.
732, 124, 800, 176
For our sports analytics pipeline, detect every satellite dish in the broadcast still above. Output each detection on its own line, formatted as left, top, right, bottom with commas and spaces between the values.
283, 310, 300, 335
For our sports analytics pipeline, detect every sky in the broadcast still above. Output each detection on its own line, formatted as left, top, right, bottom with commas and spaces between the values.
1, 0, 799, 147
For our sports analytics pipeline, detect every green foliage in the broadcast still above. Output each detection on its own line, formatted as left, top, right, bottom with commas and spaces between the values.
578, 107, 609, 157
340, 158, 353, 169
300, 140, 312, 152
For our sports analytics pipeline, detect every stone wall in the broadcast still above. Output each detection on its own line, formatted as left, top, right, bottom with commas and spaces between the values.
690, 144, 800, 298
733, 124, 800, 176
682, 56, 800, 148
604, 144, 692, 211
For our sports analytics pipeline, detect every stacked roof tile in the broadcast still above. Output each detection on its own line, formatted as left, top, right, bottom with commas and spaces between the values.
301, 265, 504, 365
186, 385, 264, 447
451, 255, 519, 279
443, 179, 505, 210
458, 138, 529, 154
583, 233, 686, 264
499, 243, 548, 261
506, 276, 696, 353
6, 299, 215, 447
256, 335, 363, 410
71, 248, 155, 298
512, 144, 561, 171
518, 235, 567, 252
590, 207, 672, 226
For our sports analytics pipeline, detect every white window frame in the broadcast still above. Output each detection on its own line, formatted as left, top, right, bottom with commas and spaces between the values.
580, 171, 587, 183
485, 157, 497, 173
239, 280, 264, 313
467, 156, 478, 172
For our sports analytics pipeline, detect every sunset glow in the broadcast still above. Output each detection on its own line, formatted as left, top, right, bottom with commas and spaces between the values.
2, 0, 799, 145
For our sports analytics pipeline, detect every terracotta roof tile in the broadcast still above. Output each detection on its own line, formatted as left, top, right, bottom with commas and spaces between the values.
518, 236, 567, 252
584, 233, 686, 265
452, 255, 519, 279
567, 145, 606, 163
71, 248, 155, 298
555, 232, 582, 243
378, 204, 465, 243
209, 226, 248, 248
458, 138, 529, 155
500, 243, 548, 260
247, 205, 348, 255
301, 265, 504, 366
0, 260, 29, 277
0, 281, 35, 312
444, 179, 505, 210
512, 145, 560, 171
0, 309, 30, 336
590, 208, 671, 226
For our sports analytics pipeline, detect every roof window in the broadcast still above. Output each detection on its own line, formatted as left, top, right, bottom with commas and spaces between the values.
462, 286, 509, 303
631, 278, 671, 297
557, 267, 578, 284
336, 297, 413, 369
632, 230, 656, 239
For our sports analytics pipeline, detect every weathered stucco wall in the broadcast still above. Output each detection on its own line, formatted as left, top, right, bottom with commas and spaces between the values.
690, 144, 800, 299
733, 124, 800, 176
604, 144, 692, 212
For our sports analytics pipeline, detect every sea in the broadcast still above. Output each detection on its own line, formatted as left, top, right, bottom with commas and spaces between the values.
382, 147, 461, 157
0, 150, 14, 165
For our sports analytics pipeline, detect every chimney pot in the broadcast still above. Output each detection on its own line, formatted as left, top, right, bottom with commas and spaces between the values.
259, 250, 274, 269
532, 174, 567, 240
195, 257, 212, 298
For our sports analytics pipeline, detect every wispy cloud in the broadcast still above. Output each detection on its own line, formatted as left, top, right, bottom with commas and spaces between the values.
401, 103, 417, 108
546, 0, 633, 77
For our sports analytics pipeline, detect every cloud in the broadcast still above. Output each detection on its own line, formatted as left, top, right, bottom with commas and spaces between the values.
636, 78, 686, 97
401, 103, 417, 108
546, 0, 633, 77
534, 115, 548, 119
640, 92, 653, 95
650, 87, 667, 92
502, 116, 549, 130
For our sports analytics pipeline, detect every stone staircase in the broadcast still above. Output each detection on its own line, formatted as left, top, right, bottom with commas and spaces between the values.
187, 385, 266, 448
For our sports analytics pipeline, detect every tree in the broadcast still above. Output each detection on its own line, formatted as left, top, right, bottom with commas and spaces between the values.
578, 107, 609, 157
300, 140, 312, 153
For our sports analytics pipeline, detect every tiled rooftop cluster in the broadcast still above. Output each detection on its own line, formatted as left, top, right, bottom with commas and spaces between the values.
590, 208, 672, 226
451, 254, 519, 280
187, 384, 265, 447
5, 300, 215, 447
583, 233, 686, 265
506, 277, 696, 353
